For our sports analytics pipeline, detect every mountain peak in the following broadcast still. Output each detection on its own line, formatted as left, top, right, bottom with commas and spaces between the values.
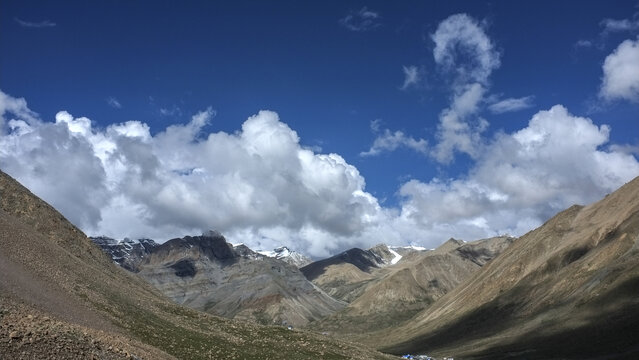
255, 245, 311, 268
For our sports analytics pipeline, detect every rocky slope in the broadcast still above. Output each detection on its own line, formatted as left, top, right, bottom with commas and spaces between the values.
378, 176, 639, 359
134, 232, 345, 327
310, 236, 513, 336
0, 169, 396, 360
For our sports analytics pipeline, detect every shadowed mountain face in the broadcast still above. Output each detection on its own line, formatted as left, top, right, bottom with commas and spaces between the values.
134, 232, 345, 327
0, 169, 395, 360
308, 237, 513, 337
302, 247, 386, 280
378, 177, 639, 359
300, 247, 389, 302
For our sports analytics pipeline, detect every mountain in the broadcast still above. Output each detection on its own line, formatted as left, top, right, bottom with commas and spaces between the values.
300, 247, 390, 302
91, 236, 158, 271
0, 169, 395, 359
133, 232, 345, 327
378, 177, 639, 359
309, 236, 513, 337
254, 245, 312, 267
299, 244, 430, 304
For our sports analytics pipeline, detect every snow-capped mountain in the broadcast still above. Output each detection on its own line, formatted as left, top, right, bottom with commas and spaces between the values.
254, 246, 312, 268
90, 236, 158, 272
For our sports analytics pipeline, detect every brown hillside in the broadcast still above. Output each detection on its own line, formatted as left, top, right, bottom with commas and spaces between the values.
0, 169, 395, 359
379, 176, 639, 359
310, 237, 512, 337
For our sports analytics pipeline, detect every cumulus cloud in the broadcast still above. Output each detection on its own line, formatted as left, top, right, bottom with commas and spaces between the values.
361, 120, 428, 156
0, 90, 39, 134
2, 90, 638, 257
400, 65, 420, 90
400, 105, 639, 242
15, 18, 56, 28
339, 7, 381, 32
0, 89, 388, 257
488, 96, 535, 114
600, 37, 639, 102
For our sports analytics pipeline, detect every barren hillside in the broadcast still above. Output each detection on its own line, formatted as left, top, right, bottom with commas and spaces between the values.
0, 169, 395, 360
379, 177, 639, 359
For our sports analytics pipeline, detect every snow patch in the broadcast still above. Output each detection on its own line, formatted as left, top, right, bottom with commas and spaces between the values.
387, 246, 403, 265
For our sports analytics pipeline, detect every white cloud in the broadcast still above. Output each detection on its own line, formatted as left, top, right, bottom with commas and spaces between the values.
107, 97, 122, 109
339, 7, 381, 32
1, 90, 638, 258
575, 39, 594, 48
431, 13, 500, 85
159, 105, 182, 117
0, 90, 387, 258
600, 37, 639, 102
0, 91, 40, 136
399, 105, 639, 243
432, 83, 488, 163
609, 143, 639, 156
15, 18, 56, 28
488, 96, 535, 114
400, 65, 420, 90
576, 15, 639, 50
364, 14, 499, 163
430, 14, 500, 163
360, 121, 428, 157
601, 18, 639, 34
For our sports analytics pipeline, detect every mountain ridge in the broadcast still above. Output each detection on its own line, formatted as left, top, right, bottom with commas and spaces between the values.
309, 236, 513, 337
377, 177, 639, 359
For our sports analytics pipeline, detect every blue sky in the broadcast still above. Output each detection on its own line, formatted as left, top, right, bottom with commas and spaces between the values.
1, 1, 638, 257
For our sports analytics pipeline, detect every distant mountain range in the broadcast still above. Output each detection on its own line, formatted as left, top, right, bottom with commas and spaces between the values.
305, 236, 513, 336
90, 232, 341, 327
3, 165, 639, 359
92, 235, 312, 269
0, 169, 395, 359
